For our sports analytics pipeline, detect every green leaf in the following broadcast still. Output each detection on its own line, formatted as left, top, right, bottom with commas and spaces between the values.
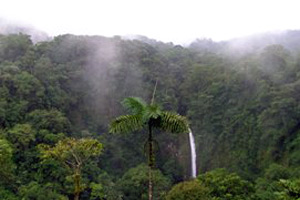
109, 115, 143, 134
122, 97, 146, 115
160, 112, 189, 133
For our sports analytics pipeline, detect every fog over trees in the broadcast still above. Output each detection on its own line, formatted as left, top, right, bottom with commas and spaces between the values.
1, 26, 300, 199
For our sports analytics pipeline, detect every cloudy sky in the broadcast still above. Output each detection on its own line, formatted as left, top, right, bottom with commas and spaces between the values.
0, 0, 299, 44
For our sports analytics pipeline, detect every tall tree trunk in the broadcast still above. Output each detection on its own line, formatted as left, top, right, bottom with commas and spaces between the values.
74, 167, 81, 200
74, 193, 79, 200
148, 123, 154, 200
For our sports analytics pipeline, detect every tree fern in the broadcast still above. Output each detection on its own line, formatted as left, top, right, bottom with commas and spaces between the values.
122, 97, 146, 115
160, 112, 189, 133
109, 115, 143, 134
109, 96, 189, 200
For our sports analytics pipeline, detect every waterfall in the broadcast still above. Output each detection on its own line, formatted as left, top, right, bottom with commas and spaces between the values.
188, 129, 197, 178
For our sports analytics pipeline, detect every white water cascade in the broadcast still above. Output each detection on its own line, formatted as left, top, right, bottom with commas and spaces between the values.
188, 129, 197, 178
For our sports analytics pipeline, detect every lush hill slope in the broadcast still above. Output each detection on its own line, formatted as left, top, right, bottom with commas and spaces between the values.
1, 31, 300, 199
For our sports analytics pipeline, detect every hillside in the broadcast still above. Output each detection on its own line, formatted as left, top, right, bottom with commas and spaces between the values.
1, 31, 300, 199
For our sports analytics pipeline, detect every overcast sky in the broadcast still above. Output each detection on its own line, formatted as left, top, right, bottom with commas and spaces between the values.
0, 0, 299, 44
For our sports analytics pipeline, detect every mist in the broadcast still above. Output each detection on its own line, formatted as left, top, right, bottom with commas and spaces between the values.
2, 0, 300, 44
2, 8, 300, 198
0, 18, 50, 43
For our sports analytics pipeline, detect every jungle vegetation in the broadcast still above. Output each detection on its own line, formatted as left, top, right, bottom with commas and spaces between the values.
1, 30, 300, 199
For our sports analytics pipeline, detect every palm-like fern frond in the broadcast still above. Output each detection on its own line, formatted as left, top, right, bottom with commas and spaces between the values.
109, 96, 189, 200
109, 114, 143, 134
122, 97, 146, 115
143, 104, 162, 121
160, 111, 189, 133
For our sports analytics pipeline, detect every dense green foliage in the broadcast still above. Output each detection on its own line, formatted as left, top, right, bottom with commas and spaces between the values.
118, 163, 171, 200
1, 31, 300, 199
166, 180, 209, 200
109, 96, 189, 200
167, 169, 254, 200
198, 169, 254, 199
39, 138, 103, 200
